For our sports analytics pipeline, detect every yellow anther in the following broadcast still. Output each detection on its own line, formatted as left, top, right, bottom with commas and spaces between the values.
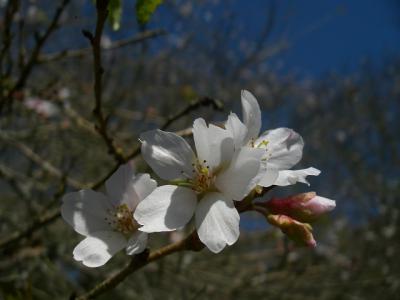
257, 140, 269, 148
200, 167, 209, 175
184, 160, 214, 194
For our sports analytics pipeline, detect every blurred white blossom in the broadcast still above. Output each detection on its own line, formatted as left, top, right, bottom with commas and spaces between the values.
61, 164, 156, 267
24, 97, 60, 118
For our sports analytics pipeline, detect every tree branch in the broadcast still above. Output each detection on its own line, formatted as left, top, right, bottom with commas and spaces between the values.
0, 0, 19, 70
230, 1, 276, 79
160, 96, 223, 130
0, 208, 60, 249
83, 0, 126, 164
0, 180, 66, 249
38, 29, 166, 63
74, 232, 204, 300
0, 131, 84, 189
0, 0, 70, 112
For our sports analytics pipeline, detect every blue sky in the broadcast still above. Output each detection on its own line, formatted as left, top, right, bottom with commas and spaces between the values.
238, 0, 400, 76
113, 0, 400, 77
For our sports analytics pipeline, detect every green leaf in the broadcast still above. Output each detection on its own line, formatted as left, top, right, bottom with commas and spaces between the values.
136, 0, 163, 25
108, 0, 122, 31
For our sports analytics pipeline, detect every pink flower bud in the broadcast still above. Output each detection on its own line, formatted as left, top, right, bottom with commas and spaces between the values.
267, 214, 316, 248
264, 192, 336, 223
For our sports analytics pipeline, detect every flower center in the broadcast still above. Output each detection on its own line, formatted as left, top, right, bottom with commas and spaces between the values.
179, 159, 215, 194
192, 160, 214, 193
106, 204, 138, 234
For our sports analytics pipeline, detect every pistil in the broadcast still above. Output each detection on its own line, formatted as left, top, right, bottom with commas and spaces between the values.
105, 204, 138, 234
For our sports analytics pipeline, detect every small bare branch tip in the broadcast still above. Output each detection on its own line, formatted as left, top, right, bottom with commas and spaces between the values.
82, 29, 94, 43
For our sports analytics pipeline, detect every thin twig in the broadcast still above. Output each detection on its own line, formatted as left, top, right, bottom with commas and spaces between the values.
0, 162, 47, 191
0, 209, 61, 250
63, 104, 98, 134
74, 232, 204, 300
38, 29, 166, 63
160, 96, 223, 130
1, 0, 70, 111
0, 131, 84, 189
0, 176, 66, 250
83, 0, 125, 164
230, 1, 276, 79
0, 164, 30, 202
0, 0, 20, 69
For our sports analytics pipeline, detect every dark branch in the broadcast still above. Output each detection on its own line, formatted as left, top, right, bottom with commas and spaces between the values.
84, 0, 126, 164
0, 209, 60, 250
0, 0, 70, 112
0, 0, 20, 69
74, 232, 204, 300
161, 96, 224, 130
38, 29, 167, 63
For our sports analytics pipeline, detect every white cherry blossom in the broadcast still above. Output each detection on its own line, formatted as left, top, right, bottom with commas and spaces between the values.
61, 164, 156, 267
225, 90, 320, 187
134, 119, 265, 253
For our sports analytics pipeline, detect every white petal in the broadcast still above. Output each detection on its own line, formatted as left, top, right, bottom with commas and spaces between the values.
257, 127, 304, 170
134, 185, 197, 232
275, 167, 321, 186
193, 118, 209, 165
73, 231, 126, 267
241, 90, 261, 143
126, 231, 148, 255
193, 118, 234, 169
140, 130, 195, 180
195, 193, 240, 253
215, 147, 264, 201
207, 124, 234, 168
130, 174, 157, 203
61, 190, 112, 236
258, 167, 279, 187
225, 112, 248, 149
106, 164, 157, 210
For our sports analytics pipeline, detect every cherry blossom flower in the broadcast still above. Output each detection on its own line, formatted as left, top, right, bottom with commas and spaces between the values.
134, 119, 266, 253
24, 97, 60, 118
61, 164, 156, 267
225, 90, 320, 187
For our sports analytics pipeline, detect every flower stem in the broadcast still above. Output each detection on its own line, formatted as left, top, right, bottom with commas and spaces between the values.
251, 203, 270, 217
73, 231, 203, 300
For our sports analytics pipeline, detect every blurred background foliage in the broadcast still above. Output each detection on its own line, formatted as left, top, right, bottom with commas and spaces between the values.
0, 0, 399, 299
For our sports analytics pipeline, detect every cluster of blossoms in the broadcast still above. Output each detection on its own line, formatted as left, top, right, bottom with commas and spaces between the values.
61, 90, 336, 267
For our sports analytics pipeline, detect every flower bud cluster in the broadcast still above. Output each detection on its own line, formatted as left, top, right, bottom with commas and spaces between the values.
259, 192, 336, 247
